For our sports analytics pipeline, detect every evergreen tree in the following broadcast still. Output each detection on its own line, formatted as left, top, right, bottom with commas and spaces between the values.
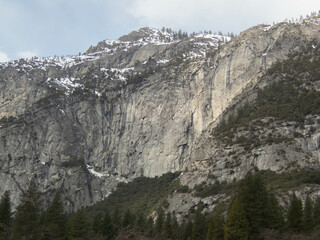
238, 172, 269, 238
112, 207, 121, 234
11, 179, 40, 240
182, 220, 193, 240
165, 212, 173, 238
122, 209, 133, 228
171, 214, 179, 240
303, 196, 314, 233
144, 217, 154, 237
102, 211, 114, 239
67, 210, 88, 240
207, 204, 225, 240
0, 191, 11, 240
42, 191, 66, 240
314, 197, 320, 228
155, 208, 165, 235
192, 203, 206, 240
224, 196, 249, 240
135, 212, 145, 231
287, 194, 303, 233
92, 213, 103, 235
266, 193, 284, 231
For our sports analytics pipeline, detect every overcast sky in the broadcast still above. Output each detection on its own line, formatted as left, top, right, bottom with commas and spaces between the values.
1, 0, 320, 62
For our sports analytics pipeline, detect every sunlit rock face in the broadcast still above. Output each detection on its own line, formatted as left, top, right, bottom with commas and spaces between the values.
1, 16, 320, 211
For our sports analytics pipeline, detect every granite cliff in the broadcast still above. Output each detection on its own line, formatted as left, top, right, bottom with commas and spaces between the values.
1, 15, 320, 211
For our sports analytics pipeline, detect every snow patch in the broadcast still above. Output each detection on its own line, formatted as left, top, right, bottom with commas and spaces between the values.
86, 165, 109, 178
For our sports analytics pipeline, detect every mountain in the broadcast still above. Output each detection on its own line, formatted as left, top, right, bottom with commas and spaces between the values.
1, 14, 320, 213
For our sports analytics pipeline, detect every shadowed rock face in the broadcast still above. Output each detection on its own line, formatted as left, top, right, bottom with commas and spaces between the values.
1, 17, 320, 211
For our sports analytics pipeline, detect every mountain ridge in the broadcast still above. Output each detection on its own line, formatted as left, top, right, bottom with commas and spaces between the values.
1, 14, 320, 212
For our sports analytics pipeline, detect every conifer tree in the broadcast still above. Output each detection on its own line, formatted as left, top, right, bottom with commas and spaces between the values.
67, 210, 88, 240
314, 197, 320, 227
92, 213, 103, 235
42, 191, 66, 240
224, 196, 249, 240
238, 172, 269, 238
135, 212, 145, 231
112, 207, 121, 234
102, 211, 114, 239
182, 220, 193, 240
207, 204, 225, 240
303, 196, 314, 233
171, 214, 179, 240
11, 179, 40, 240
122, 209, 133, 228
155, 208, 165, 235
287, 194, 303, 233
0, 191, 11, 240
165, 212, 173, 238
192, 202, 206, 240
144, 217, 154, 237
266, 193, 284, 231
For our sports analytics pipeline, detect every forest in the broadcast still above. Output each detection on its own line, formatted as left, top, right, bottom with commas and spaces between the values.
1, 171, 320, 240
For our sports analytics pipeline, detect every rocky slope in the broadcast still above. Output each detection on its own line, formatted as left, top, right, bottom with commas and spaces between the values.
1, 15, 320, 211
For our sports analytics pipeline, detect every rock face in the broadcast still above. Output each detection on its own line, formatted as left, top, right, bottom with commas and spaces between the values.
1, 16, 320, 211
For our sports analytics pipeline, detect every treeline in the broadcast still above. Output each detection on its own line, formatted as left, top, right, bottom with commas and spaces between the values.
2, 173, 320, 239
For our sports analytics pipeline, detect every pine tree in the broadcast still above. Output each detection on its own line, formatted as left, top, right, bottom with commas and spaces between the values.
303, 196, 314, 233
171, 214, 179, 240
135, 212, 145, 231
144, 217, 154, 237
92, 213, 103, 235
182, 220, 193, 240
102, 211, 114, 239
0, 191, 11, 240
155, 208, 164, 235
238, 172, 269, 238
224, 196, 249, 240
122, 209, 133, 228
67, 210, 88, 240
207, 204, 225, 240
192, 202, 206, 240
11, 179, 40, 240
112, 207, 121, 234
287, 194, 303, 233
314, 197, 320, 228
164, 212, 173, 238
266, 193, 284, 231
42, 191, 66, 240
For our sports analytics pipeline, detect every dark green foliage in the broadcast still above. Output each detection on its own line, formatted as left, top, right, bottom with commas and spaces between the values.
42, 191, 66, 240
238, 173, 270, 238
86, 172, 181, 218
0, 191, 11, 239
314, 197, 320, 227
11, 179, 40, 240
182, 220, 193, 240
122, 209, 134, 228
192, 203, 207, 240
266, 194, 285, 231
102, 212, 114, 239
155, 208, 165, 235
303, 196, 314, 233
206, 204, 225, 240
224, 196, 249, 240
287, 194, 303, 233
164, 212, 173, 238
67, 210, 88, 240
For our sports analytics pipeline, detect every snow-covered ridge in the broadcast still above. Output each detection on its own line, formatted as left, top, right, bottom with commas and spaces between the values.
0, 54, 100, 72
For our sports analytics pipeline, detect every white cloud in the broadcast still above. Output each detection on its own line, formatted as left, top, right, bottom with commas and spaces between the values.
126, 0, 320, 33
0, 52, 10, 62
16, 50, 38, 59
